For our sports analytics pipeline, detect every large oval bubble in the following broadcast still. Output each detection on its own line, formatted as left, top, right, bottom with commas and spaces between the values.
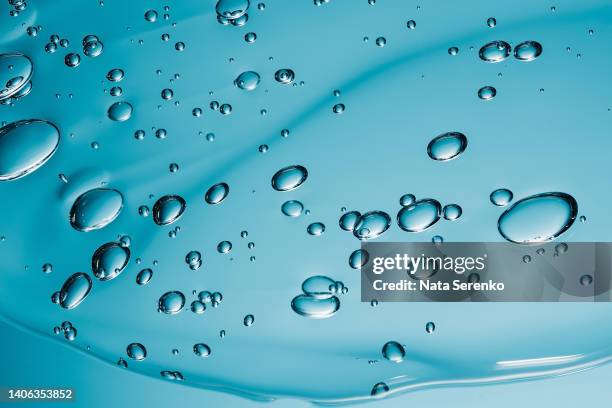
70, 188, 124, 232
0, 120, 60, 181
497, 192, 577, 244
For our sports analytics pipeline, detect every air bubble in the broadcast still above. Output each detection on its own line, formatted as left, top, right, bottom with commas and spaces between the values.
152, 195, 186, 226
158, 291, 186, 314
427, 132, 468, 161
497, 192, 578, 244
281, 200, 304, 217
271, 165, 308, 191
92, 242, 130, 281
205, 182, 229, 205
70, 188, 124, 232
0, 119, 60, 181
490, 188, 513, 206
397, 199, 442, 233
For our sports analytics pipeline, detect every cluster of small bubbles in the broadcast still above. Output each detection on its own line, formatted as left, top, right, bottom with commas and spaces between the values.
448, 46, 459, 56
292, 275, 345, 318
107, 101, 133, 121
193, 343, 211, 357
490, 188, 513, 206
26, 25, 41, 37
205, 182, 230, 205
477, 85, 496, 100
339, 211, 361, 231
215, 0, 250, 22
8, 0, 27, 16
406, 19, 416, 29
497, 192, 578, 244
217, 240, 232, 253
136, 268, 153, 285
158, 291, 186, 314
371, 382, 390, 397
486, 17, 497, 27
144, 9, 158, 22
349, 249, 369, 269
580, 274, 593, 286
274, 68, 295, 84
514, 41, 543, 61
353, 211, 391, 240
442, 204, 462, 221
281, 200, 304, 217
234, 71, 260, 91
55, 321, 77, 341
126, 343, 147, 361
92, 241, 131, 281
427, 132, 468, 161
307, 222, 325, 236
397, 198, 442, 233
375, 37, 386, 47
185, 251, 202, 271
382, 341, 405, 363
244, 32, 257, 43
82, 34, 104, 58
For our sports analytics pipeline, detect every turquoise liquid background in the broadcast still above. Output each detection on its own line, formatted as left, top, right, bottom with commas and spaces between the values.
1, 0, 611, 406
